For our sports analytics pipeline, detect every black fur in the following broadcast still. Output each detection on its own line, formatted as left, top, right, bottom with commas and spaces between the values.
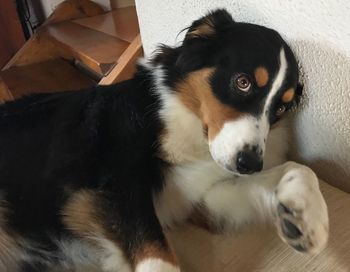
0, 68, 167, 269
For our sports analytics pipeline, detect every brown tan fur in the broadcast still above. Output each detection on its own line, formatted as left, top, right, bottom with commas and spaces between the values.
186, 18, 215, 38
134, 242, 178, 267
176, 68, 244, 140
254, 66, 269, 87
61, 189, 133, 267
62, 190, 180, 269
187, 24, 214, 38
61, 189, 106, 239
61, 189, 124, 251
282, 88, 295, 103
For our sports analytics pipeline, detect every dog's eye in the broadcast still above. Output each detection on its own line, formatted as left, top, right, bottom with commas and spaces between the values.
235, 74, 251, 92
275, 105, 286, 116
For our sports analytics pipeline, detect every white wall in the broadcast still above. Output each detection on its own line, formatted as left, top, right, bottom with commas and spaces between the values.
136, 0, 350, 191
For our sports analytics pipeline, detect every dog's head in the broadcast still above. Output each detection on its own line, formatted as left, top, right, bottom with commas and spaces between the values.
154, 9, 302, 175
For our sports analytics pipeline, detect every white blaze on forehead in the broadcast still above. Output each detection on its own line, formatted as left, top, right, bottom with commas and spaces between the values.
264, 48, 288, 116
259, 48, 288, 139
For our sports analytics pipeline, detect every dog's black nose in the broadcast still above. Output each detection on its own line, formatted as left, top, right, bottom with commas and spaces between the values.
236, 151, 263, 174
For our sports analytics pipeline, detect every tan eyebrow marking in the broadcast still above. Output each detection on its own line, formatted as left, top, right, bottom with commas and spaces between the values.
187, 24, 214, 37
254, 66, 269, 87
282, 88, 295, 103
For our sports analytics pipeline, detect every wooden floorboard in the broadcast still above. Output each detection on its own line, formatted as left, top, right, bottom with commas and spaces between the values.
74, 7, 139, 43
42, 22, 130, 76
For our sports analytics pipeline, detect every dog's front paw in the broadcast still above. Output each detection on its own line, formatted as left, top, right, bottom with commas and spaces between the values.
275, 162, 329, 254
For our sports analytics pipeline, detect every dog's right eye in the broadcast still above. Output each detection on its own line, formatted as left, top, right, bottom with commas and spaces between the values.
275, 105, 286, 117
235, 74, 251, 92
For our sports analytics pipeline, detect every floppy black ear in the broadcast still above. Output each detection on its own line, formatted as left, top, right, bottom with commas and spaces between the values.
184, 9, 234, 40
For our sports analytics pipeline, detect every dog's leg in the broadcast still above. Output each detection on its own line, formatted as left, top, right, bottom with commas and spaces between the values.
61, 189, 180, 272
201, 161, 329, 254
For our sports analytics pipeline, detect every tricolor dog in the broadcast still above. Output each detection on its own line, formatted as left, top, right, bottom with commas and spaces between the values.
0, 9, 328, 272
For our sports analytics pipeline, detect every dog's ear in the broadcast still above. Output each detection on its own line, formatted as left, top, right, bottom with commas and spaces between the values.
184, 9, 234, 40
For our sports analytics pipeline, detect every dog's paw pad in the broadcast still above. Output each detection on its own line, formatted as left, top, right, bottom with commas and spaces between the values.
275, 165, 329, 254
281, 218, 302, 239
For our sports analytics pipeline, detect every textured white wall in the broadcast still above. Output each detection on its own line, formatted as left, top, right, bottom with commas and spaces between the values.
136, 0, 350, 191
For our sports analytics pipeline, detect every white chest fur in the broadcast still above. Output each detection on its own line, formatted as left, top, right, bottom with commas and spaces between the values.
154, 120, 290, 229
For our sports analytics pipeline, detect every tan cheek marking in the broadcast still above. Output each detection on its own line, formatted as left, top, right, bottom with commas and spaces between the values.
176, 68, 244, 141
254, 66, 269, 87
282, 88, 295, 103
135, 242, 178, 266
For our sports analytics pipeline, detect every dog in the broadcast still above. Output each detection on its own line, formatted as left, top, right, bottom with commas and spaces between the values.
0, 9, 328, 272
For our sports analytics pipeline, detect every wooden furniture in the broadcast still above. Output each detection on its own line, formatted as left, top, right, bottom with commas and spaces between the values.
0, 0, 142, 102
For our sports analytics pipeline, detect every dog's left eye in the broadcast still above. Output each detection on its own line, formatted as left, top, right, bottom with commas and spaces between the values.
235, 74, 251, 92
275, 105, 286, 116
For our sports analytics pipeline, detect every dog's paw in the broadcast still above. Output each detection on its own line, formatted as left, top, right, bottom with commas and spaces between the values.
275, 163, 329, 254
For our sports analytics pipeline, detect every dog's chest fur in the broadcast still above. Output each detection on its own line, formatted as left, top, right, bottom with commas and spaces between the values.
155, 124, 288, 230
